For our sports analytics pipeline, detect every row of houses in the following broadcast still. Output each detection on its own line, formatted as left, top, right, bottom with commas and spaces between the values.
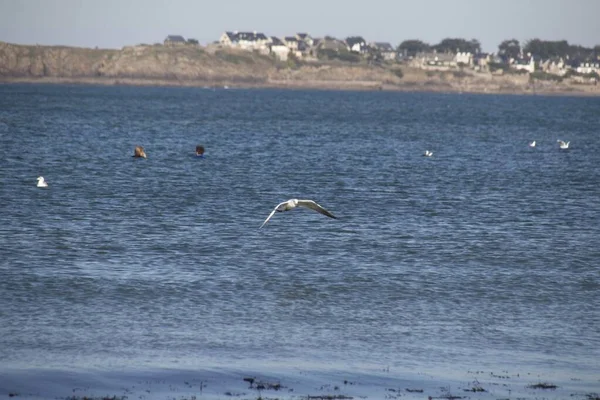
215, 31, 397, 62
163, 33, 600, 77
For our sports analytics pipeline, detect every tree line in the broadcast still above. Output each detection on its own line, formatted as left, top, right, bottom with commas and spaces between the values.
397, 38, 600, 60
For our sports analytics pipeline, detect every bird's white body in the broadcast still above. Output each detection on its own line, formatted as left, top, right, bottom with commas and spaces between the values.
529, 141, 536, 147
260, 199, 337, 228
558, 140, 570, 149
36, 176, 48, 188
424, 150, 433, 157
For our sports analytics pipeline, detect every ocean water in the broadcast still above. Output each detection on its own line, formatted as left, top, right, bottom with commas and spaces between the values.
0, 84, 599, 398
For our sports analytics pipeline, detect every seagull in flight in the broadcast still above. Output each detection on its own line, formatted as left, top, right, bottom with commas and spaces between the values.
557, 140, 570, 149
423, 150, 433, 157
260, 199, 337, 228
36, 176, 48, 188
529, 140, 536, 147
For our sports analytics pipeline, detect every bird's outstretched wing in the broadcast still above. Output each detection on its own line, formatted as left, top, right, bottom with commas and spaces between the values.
259, 201, 286, 229
260, 209, 277, 229
297, 200, 337, 219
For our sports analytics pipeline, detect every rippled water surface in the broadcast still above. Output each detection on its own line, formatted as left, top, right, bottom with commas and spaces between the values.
1, 84, 599, 392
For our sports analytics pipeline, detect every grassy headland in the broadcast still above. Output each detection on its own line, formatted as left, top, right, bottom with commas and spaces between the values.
1, 41, 598, 95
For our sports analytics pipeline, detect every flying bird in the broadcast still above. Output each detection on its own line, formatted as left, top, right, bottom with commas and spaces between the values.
423, 150, 433, 157
36, 176, 48, 188
529, 141, 536, 147
260, 199, 337, 228
557, 140, 570, 149
133, 146, 147, 158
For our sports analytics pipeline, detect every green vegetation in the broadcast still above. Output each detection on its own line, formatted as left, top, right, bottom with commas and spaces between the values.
317, 48, 361, 63
391, 68, 403, 79
215, 49, 258, 64
488, 62, 508, 73
530, 71, 563, 82
498, 39, 521, 59
397, 39, 430, 57
523, 39, 598, 59
286, 51, 301, 69
434, 38, 481, 54
397, 38, 480, 57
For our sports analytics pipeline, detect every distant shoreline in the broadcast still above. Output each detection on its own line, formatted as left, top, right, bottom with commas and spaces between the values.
1, 40, 599, 96
3, 76, 600, 97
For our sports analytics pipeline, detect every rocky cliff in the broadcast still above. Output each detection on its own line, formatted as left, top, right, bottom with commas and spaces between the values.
1, 41, 598, 95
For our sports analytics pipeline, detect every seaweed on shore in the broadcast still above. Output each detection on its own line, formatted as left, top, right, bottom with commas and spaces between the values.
463, 379, 486, 392
527, 382, 558, 389
243, 377, 285, 391
463, 386, 486, 392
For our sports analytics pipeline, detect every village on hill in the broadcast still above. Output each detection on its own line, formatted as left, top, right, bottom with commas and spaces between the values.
162, 31, 600, 85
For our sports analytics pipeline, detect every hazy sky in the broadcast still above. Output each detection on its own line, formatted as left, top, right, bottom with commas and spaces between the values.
1, 0, 598, 52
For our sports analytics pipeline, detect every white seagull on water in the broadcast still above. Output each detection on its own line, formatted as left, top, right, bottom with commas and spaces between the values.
36, 176, 48, 188
260, 199, 337, 228
529, 140, 536, 147
423, 150, 433, 157
557, 140, 570, 149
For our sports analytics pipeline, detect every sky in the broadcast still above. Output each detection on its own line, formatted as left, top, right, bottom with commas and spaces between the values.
1, 0, 599, 53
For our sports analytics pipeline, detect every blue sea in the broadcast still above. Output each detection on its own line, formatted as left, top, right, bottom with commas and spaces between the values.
1, 84, 599, 399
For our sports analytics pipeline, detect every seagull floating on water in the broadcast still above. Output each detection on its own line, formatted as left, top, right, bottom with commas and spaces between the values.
36, 176, 48, 188
260, 199, 337, 228
557, 140, 570, 149
529, 141, 536, 147
423, 150, 433, 157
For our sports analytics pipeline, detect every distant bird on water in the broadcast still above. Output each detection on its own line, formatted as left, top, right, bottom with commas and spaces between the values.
423, 150, 433, 157
133, 146, 147, 158
529, 140, 536, 147
260, 199, 337, 229
36, 176, 48, 188
195, 145, 205, 157
557, 140, 570, 149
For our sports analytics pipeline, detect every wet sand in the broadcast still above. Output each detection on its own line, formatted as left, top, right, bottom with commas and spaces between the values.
1, 365, 598, 400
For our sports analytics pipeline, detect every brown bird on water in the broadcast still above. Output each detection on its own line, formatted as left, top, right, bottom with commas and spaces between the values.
133, 146, 147, 158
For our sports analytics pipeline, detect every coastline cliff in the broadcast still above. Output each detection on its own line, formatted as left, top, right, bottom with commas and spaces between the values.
1, 41, 598, 95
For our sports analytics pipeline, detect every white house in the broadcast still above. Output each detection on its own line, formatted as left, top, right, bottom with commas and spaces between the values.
346, 37, 368, 54
269, 37, 290, 61
284, 36, 299, 50
455, 52, 473, 67
296, 33, 314, 47
511, 56, 535, 73
219, 31, 271, 52
164, 35, 186, 46
370, 42, 396, 61
576, 61, 600, 75
412, 52, 456, 70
